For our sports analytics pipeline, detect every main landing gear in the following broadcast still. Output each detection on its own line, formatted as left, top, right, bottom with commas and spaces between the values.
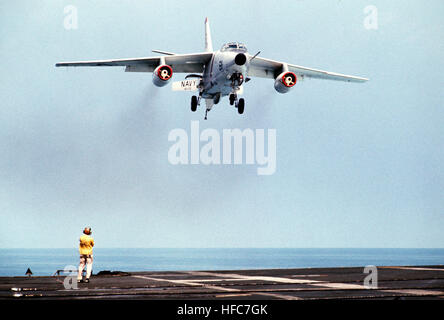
191, 94, 210, 120
229, 93, 245, 115
191, 95, 198, 112
191, 93, 245, 119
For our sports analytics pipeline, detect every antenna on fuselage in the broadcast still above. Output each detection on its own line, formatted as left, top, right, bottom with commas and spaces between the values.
249, 51, 261, 62
152, 50, 176, 55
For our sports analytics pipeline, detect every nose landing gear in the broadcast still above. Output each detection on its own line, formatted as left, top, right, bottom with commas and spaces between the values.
229, 93, 236, 106
230, 73, 244, 87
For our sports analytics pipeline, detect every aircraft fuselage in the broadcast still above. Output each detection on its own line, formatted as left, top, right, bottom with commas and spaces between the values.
202, 45, 249, 101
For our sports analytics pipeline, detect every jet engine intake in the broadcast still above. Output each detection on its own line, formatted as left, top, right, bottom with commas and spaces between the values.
274, 71, 297, 93
152, 65, 173, 87
234, 53, 247, 66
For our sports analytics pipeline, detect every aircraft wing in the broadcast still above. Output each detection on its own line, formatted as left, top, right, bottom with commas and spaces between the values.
55, 52, 213, 73
248, 56, 368, 83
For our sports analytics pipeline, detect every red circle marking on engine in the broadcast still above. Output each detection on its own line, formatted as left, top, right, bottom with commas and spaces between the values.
282, 72, 297, 87
158, 65, 173, 80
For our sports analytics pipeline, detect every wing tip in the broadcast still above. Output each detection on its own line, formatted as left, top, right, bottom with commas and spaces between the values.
346, 76, 369, 83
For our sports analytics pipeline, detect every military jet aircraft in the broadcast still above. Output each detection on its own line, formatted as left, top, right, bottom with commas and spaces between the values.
56, 18, 368, 119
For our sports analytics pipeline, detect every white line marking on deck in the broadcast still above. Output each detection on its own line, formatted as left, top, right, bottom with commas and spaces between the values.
134, 271, 373, 299
381, 267, 444, 272
383, 289, 444, 296
132, 275, 240, 292
185, 271, 319, 284
132, 275, 201, 286
215, 293, 252, 298
254, 292, 302, 300
310, 282, 366, 290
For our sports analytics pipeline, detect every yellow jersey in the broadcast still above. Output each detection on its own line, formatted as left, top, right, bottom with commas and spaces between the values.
79, 234, 94, 255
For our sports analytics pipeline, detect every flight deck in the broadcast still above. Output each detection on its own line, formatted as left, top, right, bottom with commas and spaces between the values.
1, 265, 444, 300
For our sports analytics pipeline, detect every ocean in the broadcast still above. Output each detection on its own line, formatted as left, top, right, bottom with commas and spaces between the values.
0, 248, 443, 277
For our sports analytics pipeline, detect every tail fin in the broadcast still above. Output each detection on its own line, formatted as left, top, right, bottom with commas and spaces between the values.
204, 17, 213, 52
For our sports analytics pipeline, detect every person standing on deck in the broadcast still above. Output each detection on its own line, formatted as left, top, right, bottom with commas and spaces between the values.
77, 227, 94, 283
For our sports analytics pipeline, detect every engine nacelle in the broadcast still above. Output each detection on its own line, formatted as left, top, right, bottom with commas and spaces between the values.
274, 71, 297, 93
152, 65, 173, 87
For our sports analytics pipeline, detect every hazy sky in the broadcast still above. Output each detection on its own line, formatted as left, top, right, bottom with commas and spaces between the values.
0, 0, 443, 248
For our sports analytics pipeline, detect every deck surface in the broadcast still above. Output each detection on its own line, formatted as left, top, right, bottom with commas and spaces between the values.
1, 265, 444, 300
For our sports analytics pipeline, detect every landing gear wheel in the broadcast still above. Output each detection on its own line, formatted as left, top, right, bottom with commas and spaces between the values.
191, 95, 198, 112
229, 94, 236, 106
237, 98, 245, 114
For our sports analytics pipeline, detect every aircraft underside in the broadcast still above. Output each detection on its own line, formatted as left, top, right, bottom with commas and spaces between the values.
192, 70, 246, 120
191, 91, 245, 120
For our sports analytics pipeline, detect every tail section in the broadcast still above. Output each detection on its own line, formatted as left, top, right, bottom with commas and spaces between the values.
204, 17, 213, 52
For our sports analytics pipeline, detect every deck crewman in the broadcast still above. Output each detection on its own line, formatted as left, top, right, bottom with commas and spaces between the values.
77, 227, 94, 283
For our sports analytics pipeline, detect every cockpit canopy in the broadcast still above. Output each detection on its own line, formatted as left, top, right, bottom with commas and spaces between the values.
220, 42, 247, 52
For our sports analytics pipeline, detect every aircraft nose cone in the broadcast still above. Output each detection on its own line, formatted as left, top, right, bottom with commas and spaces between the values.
234, 53, 247, 66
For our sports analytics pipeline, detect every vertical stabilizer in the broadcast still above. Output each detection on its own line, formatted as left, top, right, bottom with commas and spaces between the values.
204, 17, 213, 52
